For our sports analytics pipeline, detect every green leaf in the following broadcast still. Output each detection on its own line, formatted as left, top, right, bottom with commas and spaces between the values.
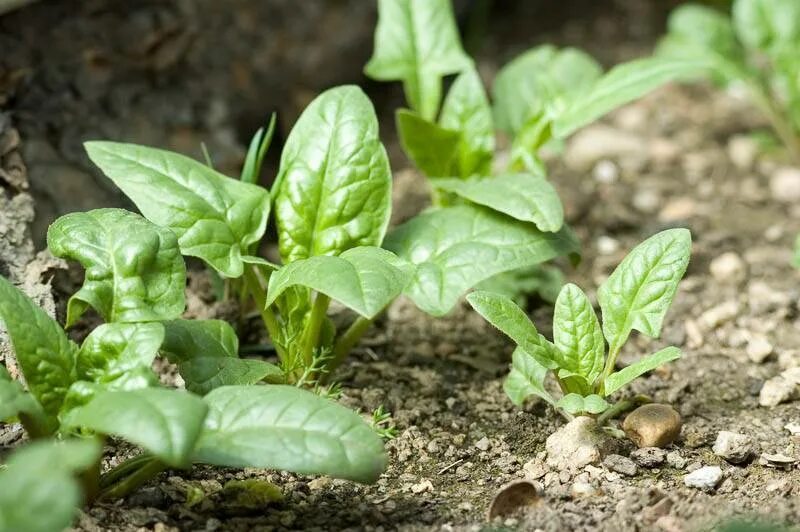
384, 204, 579, 316
64, 388, 208, 467
598, 229, 692, 353
274, 86, 392, 263
553, 283, 605, 385
466, 291, 558, 369
476, 265, 565, 306
431, 173, 564, 231
365, 0, 472, 120
76, 322, 163, 386
266, 247, 413, 319
553, 57, 712, 138
503, 347, 554, 406
0, 275, 77, 420
241, 113, 276, 184
194, 385, 387, 483
179, 358, 284, 395
0, 367, 49, 435
84, 141, 270, 278
439, 67, 494, 177
733, 0, 800, 52
603, 346, 681, 396
557, 369, 593, 396
161, 319, 238, 363
396, 109, 460, 177
0, 439, 102, 532
556, 393, 610, 415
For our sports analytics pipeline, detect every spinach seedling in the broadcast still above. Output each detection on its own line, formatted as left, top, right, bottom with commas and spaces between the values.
659, 0, 800, 164
467, 229, 691, 419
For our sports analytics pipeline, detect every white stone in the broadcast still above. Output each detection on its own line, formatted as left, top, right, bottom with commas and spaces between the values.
712, 431, 754, 463
597, 236, 620, 255
759, 376, 797, 407
684, 466, 722, 491
570, 481, 597, 497
658, 197, 697, 223
593, 160, 619, 183
727, 135, 759, 170
475, 437, 491, 451
632, 188, 661, 214
699, 301, 740, 330
546, 417, 614, 471
746, 335, 773, 363
565, 125, 647, 171
770, 167, 800, 203
709, 252, 745, 283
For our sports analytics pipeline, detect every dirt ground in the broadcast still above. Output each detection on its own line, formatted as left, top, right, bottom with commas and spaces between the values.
2, 1, 800, 531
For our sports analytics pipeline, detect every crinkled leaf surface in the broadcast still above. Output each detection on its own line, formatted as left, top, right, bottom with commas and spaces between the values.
603, 346, 682, 396
274, 86, 392, 263
503, 347, 554, 406
556, 393, 610, 415
553, 283, 605, 385
439, 67, 494, 177
0, 367, 47, 432
194, 385, 387, 483
161, 319, 238, 363
598, 229, 691, 353
733, 0, 800, 51
64, 388, 208, 467
0, 275, 76, 421
384, 204, 579, 316
266, 247, 413, 319
76, 322, 163, 385
48, 208, 186, 326
84, 142, 270, 278
466, 291, 558, 370
431, 173, 564, 231
0, 439, 102, 532
365, 0, 472, 120
179, 358, 284, 395
396, 109, 460, 177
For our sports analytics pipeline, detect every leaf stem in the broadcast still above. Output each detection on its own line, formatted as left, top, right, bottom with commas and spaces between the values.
599, 344, 622, 396
98, 458, 167, 500
301, 293, 331, 367
99, 453, 153, 489
242, 264, 287, 362
746, 78, 800, 165
327, 315, 375, 375
596, 394, 651, 426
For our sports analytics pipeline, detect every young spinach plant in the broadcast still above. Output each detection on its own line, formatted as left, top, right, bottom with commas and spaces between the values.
659, 0, 800, 164
467, 229, 691, 419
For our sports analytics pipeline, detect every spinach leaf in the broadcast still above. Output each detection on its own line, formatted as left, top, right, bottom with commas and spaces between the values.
476, 265, 565, 306
161, 319, 238, 362
178, 358, 284, 395
553, 283, 605, 385
384, 204, 579, 316
0, 367, 48, 434
733, 0, 800, 52
556, 393, 610, 415
431, 173, 564, 231
0, 275, 76, 421
84, 142, 270, 278
194, 385, 387, 483
604, 346, 682, 396
503, 347, 554, 406
396, 109, 460, 177
274, 86, 392, 263
597, 228, 691, 353
241, 113, 276, 184
266, 247, 413, 319
365, 0, 472, 120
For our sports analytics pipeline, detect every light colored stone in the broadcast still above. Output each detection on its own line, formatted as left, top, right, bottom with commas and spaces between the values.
684, 466, 722, 491
770, 167, 800, 203
597, 235, 620, 255
410, 479, 433, 494
546, 417, 616, 471
475, 437, 491, 451
630, 447, 667, 468
747, 280, 790, 314
603, 454, 637, 476
565, 125, 647, 171
727, 135, 759, 170
759, 375, 797, 407
712, 431, 755, 464
633, 188, 661, 213
666, 451, 687, 469
709, 252, 745, 283
784, 422, 800, 435
699, 301, 740, 330
593, 160, 619, 183
623, 404, 682, 448
658, 197, 697, 223
746, 334, 773, 363
570, 481, 597, 497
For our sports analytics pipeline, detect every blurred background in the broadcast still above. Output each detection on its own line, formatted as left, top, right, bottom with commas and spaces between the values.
0, 0, 720, 242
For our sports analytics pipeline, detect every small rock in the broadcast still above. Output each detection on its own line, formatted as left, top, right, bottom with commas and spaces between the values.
683, 466, 722, 491
759, 375, 797, 407
748, 280, 790, 314
784, 422, 800, 435
633, 188, 661, 214
746, 335, 774, 363
410, 479, 433, 494
631, 447, 667, 468
486, 479, 541, 520
593, 160, 619, 183
522, 459, 547, 480
597, 235, 620, 255
570, 481, 597, 497
770, 167, 800, 203
759, 453, 797, 468
565, 125, 647, 171
603, 454, 637, 476
699, 301, 739, 330
658, 197, 697, 223
666, 451, 687, 469
475, 437, 491, 451
727, 135, 759, 170
709, 252, 745, 283
712, 431, 755, 464
546, 417, 617, 470
623, 404, 682, 448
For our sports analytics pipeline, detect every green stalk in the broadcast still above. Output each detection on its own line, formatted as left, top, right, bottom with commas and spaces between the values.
242, 264, 288, 362
301, 293, 331, 367
98, 458, 167, 500
746, 78, 800, 165
327, 316, 374, 375
99, 453, 153, 489
598, 343, 622, 396
596, 394, 651, 426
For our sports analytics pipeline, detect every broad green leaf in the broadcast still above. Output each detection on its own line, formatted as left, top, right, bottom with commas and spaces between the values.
603, 346, 682, 396
384, 204, 579, 316
84, 141, 270, 278
557, 369, 593, 396
274, 86, 392, 263
0, 275, 76, 420
161, 319, 238, 363
556, 393, 610, 415
598, 229, 691, 353
396, 109, 460, 177
365, 0, 472, 120
241, 113, 277, 184
733, 0, 800, 52
76, 322, 163, 386
553, 284, 605, 385
466, 291, 558, 369
493, 45, 602, 135
178, 357, 284, 395
266, 247, 413, 319
0, 439, 102, 532
476, 264, 565, 306
194, 385, 387, 483
554, 57, 712, 138
431, 173, 564, 231
64, 388, 208, 467
0, 367, 50, 435
503, 347, 554, 406
439, 67, 495, 177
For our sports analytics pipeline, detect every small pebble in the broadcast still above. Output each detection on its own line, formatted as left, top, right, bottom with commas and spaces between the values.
571, 481, 597, 497
623, 404, 682, 448
603, 454, 637, 476
770, 167, 800, 202
630, 447, 667, 468
684, 466, 722, 491
475, 437, 491, 451
709, 252, 745, 283
727, 135, 759, 170
712, 431, 755, 464
593, 160, 619, 183
746, 335, 773, 363
597, 235, 620, 255
666, 451, 687, 469
784, 422, 800, 435
759, 376, 797, 407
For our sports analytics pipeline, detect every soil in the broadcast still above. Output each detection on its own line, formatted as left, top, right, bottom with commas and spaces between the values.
2, 1, 800, 532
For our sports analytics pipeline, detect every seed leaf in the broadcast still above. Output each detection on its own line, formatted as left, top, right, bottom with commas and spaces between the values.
603, 346, 682, 396
365, 0, 472, 120
396, 109, 460, 177
84, 142, 270, 278
503, 347, 555, 406
274, 86, 392, 263
431, 173, 564, 232
553, 283, 605, 385
556, 393, 610, 415
598, 229, 691, 353
194, 385, 387, 483
384, 204, 579, 316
